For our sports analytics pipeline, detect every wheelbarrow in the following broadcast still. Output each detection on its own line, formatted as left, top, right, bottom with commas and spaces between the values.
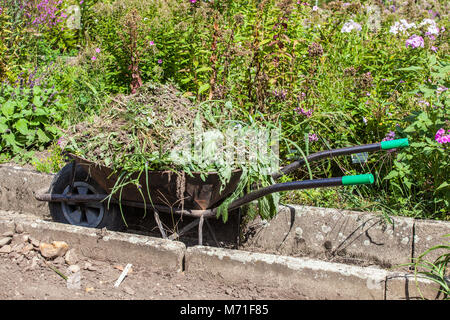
35, 138, 409, 245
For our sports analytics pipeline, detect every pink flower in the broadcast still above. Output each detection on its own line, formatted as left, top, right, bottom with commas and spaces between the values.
149, 41, 155, 46
190, 0, 197, 3
157, 59, 162, 64
95, 48, 101, 53
312, 5, 319, 11
79, 0, 84, 4
308, 133, 318, 142
91, 56, 97, 61
405, 35, 424, 49
435, 128, 449, 144
431, 46, 438, 53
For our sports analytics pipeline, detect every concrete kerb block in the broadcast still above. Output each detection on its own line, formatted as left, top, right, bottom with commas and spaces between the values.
0, 165, 54, 218
242, 205, 414, 268
413, 219, 450, 266
385, 273, 445, 300
0, 210, 186, 272
186, 245, 388, 300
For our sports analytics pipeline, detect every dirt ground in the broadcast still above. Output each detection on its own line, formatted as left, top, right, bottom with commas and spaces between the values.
0, 227, 307, 301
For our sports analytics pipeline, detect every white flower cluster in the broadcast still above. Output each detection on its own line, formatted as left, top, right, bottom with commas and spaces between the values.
341, 20, 362, 33
418, 19, 440, 35
389, 19, 416, 34
389, 18, 442, 36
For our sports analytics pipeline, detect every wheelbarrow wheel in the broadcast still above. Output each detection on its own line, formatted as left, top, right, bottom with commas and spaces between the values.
48, 162, 124, 231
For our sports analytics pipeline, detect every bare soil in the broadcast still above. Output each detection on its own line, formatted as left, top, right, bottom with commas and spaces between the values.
0, 228, 306, 301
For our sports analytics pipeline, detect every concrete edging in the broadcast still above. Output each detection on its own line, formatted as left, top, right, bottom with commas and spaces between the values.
0, 210, 185, 272
185, 245, 442, 300
0, 164, 449, 299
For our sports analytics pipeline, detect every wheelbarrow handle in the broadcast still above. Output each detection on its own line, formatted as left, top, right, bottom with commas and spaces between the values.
224, 174, 374, 212
273, 138, 409, 180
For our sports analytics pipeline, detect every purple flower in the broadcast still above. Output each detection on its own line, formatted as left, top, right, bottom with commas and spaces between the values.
405, 35, 424, 49
295, 107, 313, 118
431, 46, 438, 53
157, 59, 163, 64
149, 41, 155, 46
382, 131, 396, 142
308, 133, 318, 142
190, 0, 196, 3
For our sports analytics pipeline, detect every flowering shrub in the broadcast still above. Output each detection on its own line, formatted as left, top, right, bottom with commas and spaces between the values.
0, 0, 448, 219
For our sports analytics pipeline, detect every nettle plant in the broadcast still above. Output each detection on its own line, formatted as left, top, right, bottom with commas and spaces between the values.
383, 57, 449, 219
0, 64, 68, 159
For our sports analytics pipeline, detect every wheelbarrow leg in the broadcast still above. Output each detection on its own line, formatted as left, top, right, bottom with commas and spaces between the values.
153, 209, 167, 239
198, 214, 204, 245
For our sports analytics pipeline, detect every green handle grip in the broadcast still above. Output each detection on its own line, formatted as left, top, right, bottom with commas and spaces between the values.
380, 138, 409, 150
342, 174, 374, 185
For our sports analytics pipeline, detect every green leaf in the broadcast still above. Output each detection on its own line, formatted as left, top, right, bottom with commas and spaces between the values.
196, 66, 212, 73
396, 66, 423, 72
33, 96, 44, 108
435, 182, 449, 192
3, 133, 19, 147
198, 83, 210, 95
1, 100, 16, 117
14, 119, 29, 135
384, 170, 398, 180
0, 123, 8, 134
36, 128, 50, 143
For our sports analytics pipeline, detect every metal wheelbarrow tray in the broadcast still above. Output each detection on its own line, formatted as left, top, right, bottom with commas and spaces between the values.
35, 138, 409, 244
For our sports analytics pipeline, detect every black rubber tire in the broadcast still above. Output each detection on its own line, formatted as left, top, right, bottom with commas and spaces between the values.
48, 162, 125, 231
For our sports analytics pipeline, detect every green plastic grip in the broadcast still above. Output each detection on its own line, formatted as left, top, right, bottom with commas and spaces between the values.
342, 174, 374, 185
380, 138, 409, 150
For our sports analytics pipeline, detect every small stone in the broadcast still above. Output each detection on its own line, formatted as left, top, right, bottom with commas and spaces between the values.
68, 265, 81, 273
20, 244, 34, 255
83, 262, 97, 271
8, 252, 19, 260
85, 287, 95, 293
15, 255, 24, 264
30, 257, 40, 269
0, 245, 12, 254
21, 235, 30, 243
123, 286, 135, 295
12, 243, 25, 253
29, 237, 40, 248
64, 249, 79, 266
0, 237, 12, 247
54, 256, 65, 265
1, 231, 14, 237
67, 272, 81, 290
39, 241, 69, 259
25, 250, 36, 260
15, 223, 24, 234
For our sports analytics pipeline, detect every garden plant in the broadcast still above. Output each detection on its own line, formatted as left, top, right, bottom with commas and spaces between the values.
0, 0, 448, 224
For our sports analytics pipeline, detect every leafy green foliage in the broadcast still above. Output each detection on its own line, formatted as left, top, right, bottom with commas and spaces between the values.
0, 69, 68, 158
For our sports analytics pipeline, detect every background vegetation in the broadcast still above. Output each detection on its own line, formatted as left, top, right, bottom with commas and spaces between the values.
0, 0, 448, 220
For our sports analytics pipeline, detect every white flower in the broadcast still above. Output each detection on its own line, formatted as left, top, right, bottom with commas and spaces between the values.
341, 19, 362, 33
390, 19, 416, 34
419, 19, 436, 27
427, 25, 440, 35
312, 5, 318, 11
